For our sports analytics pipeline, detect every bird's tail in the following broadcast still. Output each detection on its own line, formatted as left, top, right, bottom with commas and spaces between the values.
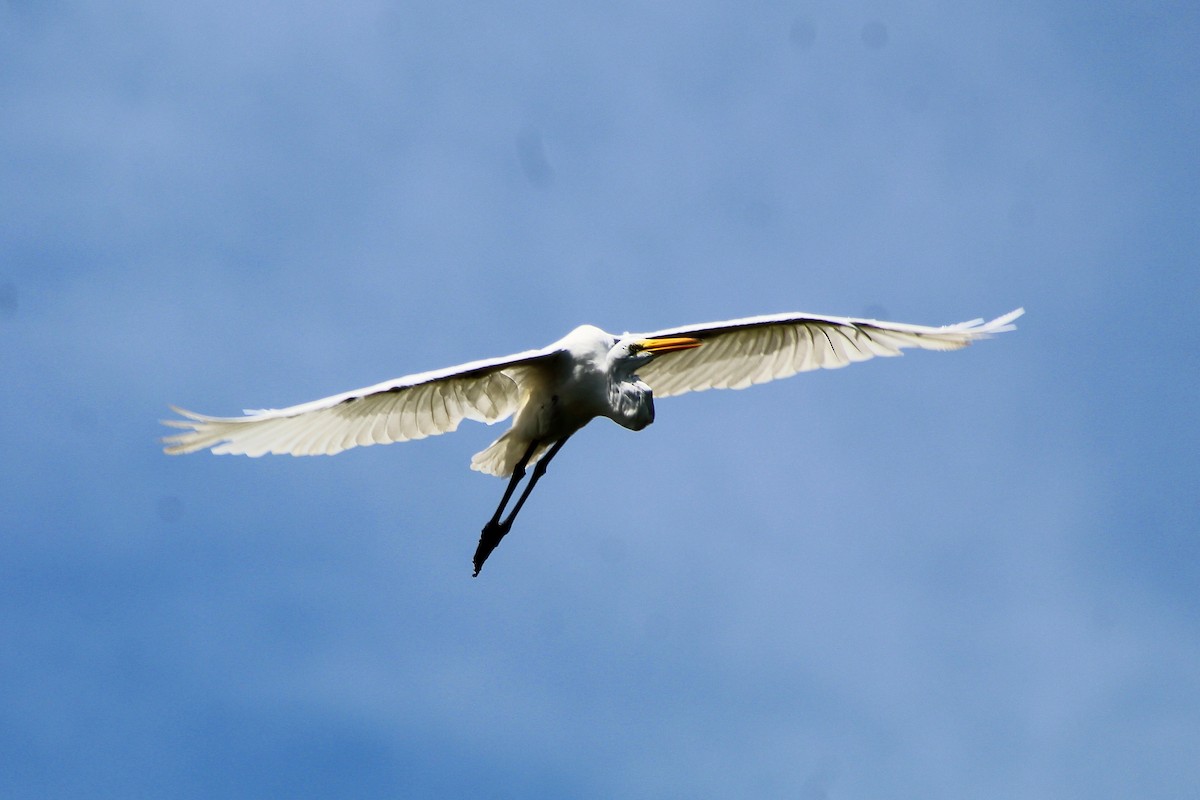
470, 430, 549, 477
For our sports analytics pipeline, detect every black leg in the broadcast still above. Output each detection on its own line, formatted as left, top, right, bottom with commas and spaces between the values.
486, 439, 540, 528
472, 435, 571, 576
474, 439, 539, 577
498, 436, 569, 530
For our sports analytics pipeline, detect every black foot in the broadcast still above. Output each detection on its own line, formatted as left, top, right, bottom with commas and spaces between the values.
473, 519, 512, 577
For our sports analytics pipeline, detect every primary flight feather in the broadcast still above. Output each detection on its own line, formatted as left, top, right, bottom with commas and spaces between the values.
164, 307, 1023, 574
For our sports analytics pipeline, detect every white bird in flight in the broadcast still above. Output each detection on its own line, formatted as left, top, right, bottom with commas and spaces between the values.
164, 307, 1023, 574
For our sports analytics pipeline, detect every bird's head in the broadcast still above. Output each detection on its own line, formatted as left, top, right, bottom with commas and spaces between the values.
611, 335, 703, 368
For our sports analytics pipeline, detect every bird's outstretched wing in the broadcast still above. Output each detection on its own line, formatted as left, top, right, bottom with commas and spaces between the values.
162, 347, 560, 456
636, 308, 1023, 398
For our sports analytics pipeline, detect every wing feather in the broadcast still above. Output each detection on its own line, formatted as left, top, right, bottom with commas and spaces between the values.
772, 323, 800, 381
705, 329, 742, 389
762, 324, 792, 382
296, 403, 344, 456
163, 345, 560, 456
430, 385, 453, 434
395, 389, 422, 441
637, 308, 1023, 398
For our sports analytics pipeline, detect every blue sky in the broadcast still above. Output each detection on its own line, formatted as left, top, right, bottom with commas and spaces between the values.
2, 1, 1198, 797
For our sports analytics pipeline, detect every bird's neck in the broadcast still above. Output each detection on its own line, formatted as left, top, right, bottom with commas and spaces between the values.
607, 377, 655, 432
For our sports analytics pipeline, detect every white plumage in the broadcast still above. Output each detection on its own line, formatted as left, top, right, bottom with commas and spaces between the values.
163, 307, 1023, 574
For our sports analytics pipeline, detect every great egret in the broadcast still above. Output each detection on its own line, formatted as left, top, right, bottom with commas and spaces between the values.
164, 307, 1023, 574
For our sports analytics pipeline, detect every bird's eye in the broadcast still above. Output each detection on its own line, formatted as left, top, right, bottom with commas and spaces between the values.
627, 342, 644, 353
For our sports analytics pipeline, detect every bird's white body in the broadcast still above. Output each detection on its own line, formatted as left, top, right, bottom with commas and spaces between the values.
163, 307, 1023, 573
474, 325, 654, 475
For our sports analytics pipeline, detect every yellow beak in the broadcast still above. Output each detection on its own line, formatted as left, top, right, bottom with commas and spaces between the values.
640, 336, 703, 354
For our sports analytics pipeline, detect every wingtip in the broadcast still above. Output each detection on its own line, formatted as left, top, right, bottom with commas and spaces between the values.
983, 307, 1025, 333
160, 436, 196, 456
167, 404, 209, 421
161, 405, 223, 454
